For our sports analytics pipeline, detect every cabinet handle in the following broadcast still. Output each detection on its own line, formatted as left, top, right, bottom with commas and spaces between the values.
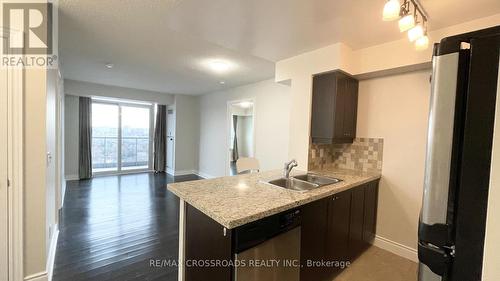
223, 227, 227, 237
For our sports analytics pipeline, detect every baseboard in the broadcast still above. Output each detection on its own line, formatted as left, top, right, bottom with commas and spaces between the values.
166, 167, 175, 175
65, 174, 79, 181
195, 171, 217, 179
174, 170, 199, 176
372, 235, 418, 262
60, 181, 66, 208
46, 225, 59, 281
24, 271, 48, 281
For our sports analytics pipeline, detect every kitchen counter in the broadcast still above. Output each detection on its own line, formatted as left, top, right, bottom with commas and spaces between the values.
167, 168, 381, 229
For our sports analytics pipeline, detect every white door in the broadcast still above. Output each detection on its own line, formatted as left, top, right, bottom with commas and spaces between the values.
0, 38, 9, 281
166, 108, 175, 171
166, 136, 174, 171
166, 108, 175, 137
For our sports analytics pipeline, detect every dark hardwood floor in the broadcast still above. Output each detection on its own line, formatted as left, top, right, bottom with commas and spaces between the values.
53, 172, 201, 281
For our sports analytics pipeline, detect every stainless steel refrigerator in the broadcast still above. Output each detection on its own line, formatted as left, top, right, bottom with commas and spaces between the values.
418, 26, 500, 281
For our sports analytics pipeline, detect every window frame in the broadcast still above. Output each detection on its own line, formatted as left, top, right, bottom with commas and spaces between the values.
91, 99, 154, 176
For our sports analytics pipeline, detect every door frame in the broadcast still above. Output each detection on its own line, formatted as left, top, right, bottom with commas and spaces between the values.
1, 27, 25, 281
90, 98, 155, 176
226, 98, 256, 176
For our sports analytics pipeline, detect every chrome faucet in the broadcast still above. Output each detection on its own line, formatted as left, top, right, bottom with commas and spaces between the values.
283, 159, 298, 178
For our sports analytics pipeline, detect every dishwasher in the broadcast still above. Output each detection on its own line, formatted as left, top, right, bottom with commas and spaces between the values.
233, 209, 301, 281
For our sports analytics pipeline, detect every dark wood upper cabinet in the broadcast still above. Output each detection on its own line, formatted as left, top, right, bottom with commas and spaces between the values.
311, 71, 359, 144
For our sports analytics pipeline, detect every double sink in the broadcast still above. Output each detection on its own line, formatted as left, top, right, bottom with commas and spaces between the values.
266, 173, 342, 192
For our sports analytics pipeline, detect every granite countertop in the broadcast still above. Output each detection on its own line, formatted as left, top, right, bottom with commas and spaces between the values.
167, 168, 381, 229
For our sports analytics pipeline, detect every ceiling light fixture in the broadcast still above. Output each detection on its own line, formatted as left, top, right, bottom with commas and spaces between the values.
202, 59, 236, 74
382, 0, 430, 50
398, 15, 415, 32
210, 60, 230, 72
219, 81, 226, 85
415, 34, 429, 50
105, 63, 114, 69
239, 101, 252, 108
382, 0, 400, 21
397, 0, 415, 32
408, 24, 424, 41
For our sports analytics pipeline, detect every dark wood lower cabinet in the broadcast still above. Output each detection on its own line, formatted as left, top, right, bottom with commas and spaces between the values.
300, 198, 329, 281
326, 191, 352, 277
300, 180, 380, 281
349, 185, 366, 259
363, 180, 379, 244
185, 204, 232, 281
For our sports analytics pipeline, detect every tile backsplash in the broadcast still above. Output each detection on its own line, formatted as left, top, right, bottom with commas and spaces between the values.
308, 138, 384, 172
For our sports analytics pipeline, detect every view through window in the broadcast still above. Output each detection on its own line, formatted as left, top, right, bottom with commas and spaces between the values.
91, 101, 152, 173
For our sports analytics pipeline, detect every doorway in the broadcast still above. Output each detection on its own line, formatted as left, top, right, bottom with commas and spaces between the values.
91, 100, 154, 174
227, 100, 255, 176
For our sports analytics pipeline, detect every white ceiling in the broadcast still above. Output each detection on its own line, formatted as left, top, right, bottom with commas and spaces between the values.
59, 0, 500, 95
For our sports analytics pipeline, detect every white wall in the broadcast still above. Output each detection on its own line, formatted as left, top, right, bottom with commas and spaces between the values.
357, 70, 431, 256
173, 95, 200, 174
24, 67, 49, 278
64, 95, 79, 179
198, 79, 290, 178
64, 79, 175, 105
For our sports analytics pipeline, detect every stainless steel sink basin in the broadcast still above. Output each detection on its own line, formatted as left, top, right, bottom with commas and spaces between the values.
292, 174, 342, 186
267, 178, 320, 192
266, 174, 342, 192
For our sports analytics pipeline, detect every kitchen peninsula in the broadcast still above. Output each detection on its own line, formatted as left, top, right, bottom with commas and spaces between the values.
168, 168, 381, 281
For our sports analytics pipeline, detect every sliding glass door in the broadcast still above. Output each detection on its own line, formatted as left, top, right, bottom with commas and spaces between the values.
91, 100, 153, 174
92, 103, 119, 173
121, 105, 151, 170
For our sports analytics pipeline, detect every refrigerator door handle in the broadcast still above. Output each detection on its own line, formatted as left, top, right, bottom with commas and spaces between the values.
418, 242, 452, 276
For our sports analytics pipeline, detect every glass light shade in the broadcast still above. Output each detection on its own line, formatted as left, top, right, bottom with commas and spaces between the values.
398, 15, 415, 32
408, 24, 424, 42
383, 0, 400, 21
415, 35, 429, 51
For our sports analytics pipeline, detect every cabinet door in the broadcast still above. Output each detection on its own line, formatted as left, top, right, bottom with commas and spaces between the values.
300, 198, 329, 281
185, 204, 232, 281
311, 73, 336, 141
342, 78, 359, 139
333, 75, 347, 139
349, 185, 366, 259
363, 180, 379, 243
326, 191, 352, 276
